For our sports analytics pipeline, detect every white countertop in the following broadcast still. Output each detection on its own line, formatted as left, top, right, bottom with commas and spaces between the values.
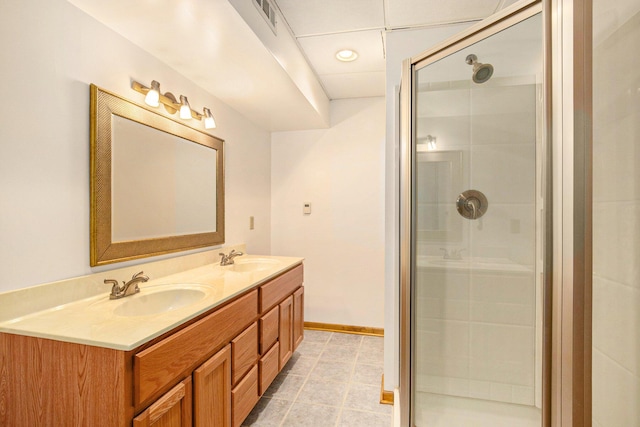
0, 254, 303, 351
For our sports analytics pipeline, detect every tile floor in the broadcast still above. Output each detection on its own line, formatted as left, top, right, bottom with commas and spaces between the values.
243, 330, 393, 427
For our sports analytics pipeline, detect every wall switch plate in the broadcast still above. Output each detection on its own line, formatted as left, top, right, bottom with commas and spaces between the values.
303, 202, 311, 215
249, 216, 254, 230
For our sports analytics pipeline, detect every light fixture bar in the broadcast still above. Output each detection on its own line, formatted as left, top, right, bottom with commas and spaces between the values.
131, 80, 215, 126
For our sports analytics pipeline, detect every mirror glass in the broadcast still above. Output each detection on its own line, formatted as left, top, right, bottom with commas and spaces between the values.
112, 116, 218, 241
91, 85, 224, 266
415, 150, 462, 241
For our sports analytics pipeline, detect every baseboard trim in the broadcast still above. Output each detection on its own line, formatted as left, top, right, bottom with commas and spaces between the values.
380, 374, 394, 405
303, 322, 384, 337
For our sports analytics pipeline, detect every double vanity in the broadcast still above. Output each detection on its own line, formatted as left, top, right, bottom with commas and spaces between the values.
0, 251, 304, 427
0, 86, 304, 426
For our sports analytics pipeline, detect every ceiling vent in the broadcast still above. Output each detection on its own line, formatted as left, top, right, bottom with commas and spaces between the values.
253, 0, 277, 34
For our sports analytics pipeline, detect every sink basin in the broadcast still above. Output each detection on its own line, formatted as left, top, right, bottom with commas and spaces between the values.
112, 286, 208, 317
228, 258, 280, 273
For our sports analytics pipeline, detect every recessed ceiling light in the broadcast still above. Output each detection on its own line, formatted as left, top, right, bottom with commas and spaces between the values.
336, 49, 358, 62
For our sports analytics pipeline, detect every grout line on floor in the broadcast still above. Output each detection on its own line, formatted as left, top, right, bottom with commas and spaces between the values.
277, 331, 332, 426
245, 330, 391, 427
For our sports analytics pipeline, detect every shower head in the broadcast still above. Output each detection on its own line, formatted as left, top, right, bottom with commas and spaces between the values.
465, 54, 494, 84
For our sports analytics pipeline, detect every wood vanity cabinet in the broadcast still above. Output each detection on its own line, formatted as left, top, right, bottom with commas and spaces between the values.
0, 263, 304, 427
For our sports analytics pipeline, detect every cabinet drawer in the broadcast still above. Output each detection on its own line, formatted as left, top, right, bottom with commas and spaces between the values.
259, 306, 279, 354
232, 322, 259, 386
259, 264, 303, 313
259, 342, 279, 396
133, 377, 192, 427
134, 290, 258, 407
231, 365, 259, 427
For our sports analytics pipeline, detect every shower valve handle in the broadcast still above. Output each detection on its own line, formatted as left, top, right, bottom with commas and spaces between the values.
456, 190, 488, 220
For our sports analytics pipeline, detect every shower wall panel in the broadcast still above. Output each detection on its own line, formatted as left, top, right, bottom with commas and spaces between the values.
592, 2, 640, 425
415, 267, 536, 405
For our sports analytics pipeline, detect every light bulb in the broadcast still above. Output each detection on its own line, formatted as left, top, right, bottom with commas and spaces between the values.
203, 108, 216, 129
336, 49, 358, 62
144, 80, 160, 107
179, 95, 192, 120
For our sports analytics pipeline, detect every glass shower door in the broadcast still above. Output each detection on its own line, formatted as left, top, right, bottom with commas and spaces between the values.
411, 12, 543, 427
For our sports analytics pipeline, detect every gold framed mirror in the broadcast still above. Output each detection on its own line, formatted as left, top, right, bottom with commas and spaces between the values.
90, 84, 224, 266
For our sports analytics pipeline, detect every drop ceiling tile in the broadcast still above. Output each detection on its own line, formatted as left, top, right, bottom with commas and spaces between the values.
321, 71, 386, 99
276, 0, 384, 36
500, 0, 524, 8
386, 0, 501, 28
298, 30, 385, 75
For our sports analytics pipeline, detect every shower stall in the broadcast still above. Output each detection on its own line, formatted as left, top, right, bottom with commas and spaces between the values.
398, 0, 640, 425
399, 1, 547, 425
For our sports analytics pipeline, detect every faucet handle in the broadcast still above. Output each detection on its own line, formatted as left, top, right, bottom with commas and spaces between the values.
104, 279, 119, 286
105, 279, 121, 298
450, 248, 465, 260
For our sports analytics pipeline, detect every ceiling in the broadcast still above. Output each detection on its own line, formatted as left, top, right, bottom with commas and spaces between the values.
275, 0, 522, 99
67, 0, 522, 131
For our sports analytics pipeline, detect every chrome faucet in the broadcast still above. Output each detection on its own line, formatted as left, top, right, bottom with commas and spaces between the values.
440, 248, 465, 260
219, 249, 244, 266
106, 271, 149, 300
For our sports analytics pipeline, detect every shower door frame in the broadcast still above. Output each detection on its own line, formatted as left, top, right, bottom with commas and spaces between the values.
398, 0, 555, 425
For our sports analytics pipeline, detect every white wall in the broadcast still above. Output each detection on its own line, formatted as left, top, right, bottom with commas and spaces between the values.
271, 98, 386, 328
0, 0, 272, 293
592, 1, 640, 425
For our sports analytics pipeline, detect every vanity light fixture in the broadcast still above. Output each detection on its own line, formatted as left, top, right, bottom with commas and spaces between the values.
336, 49, 358, 62
131, 80, 217, 130
426, 135, 437, 151
203, 108, 216, 129
418, 135, 438, 151
179, 95, 192, 120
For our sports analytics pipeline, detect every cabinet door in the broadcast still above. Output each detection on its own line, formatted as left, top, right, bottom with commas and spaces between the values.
193, 344, 232, 427
278, 295, 293, 370
133, 377, 192, 427
292, 287, 304, 351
